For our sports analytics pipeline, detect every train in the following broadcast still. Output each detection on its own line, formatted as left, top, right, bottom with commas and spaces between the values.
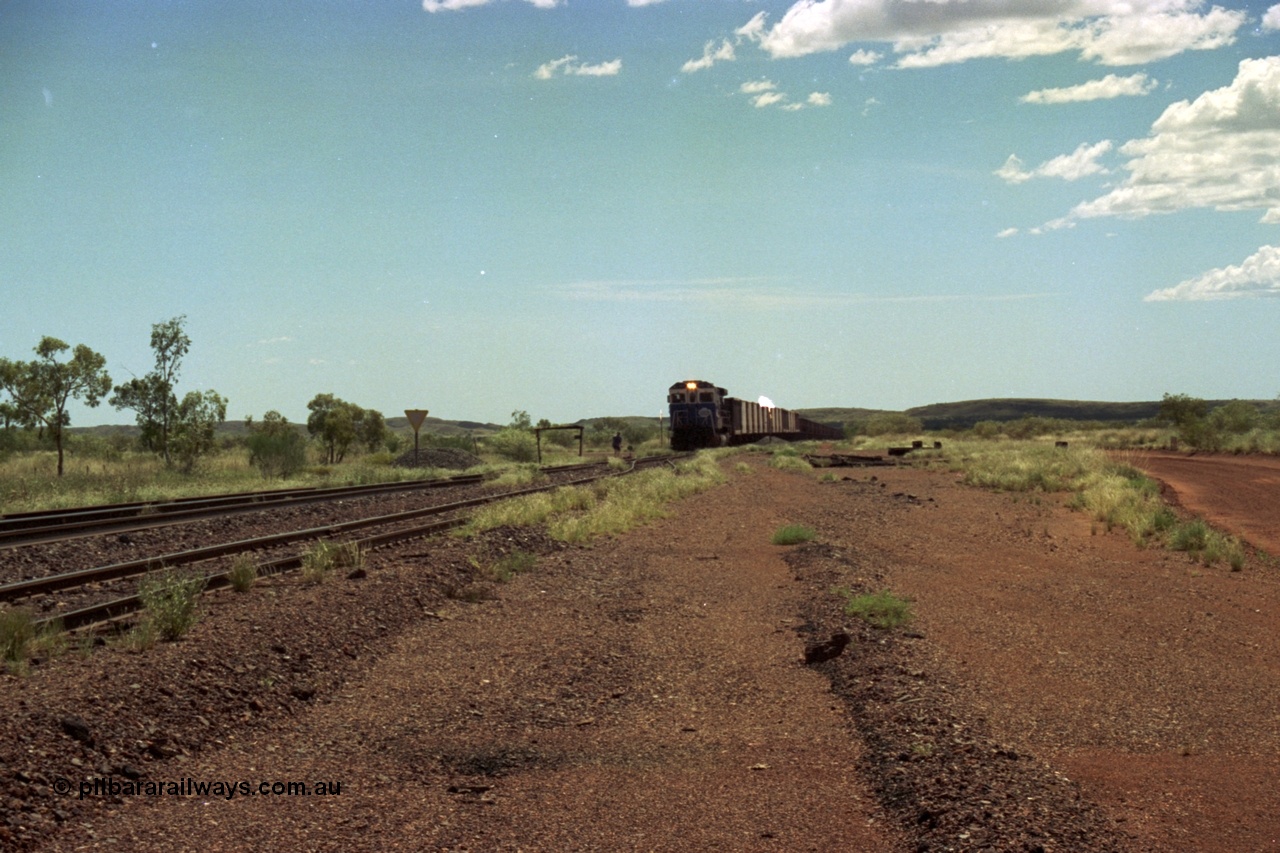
666, 379, 844, 450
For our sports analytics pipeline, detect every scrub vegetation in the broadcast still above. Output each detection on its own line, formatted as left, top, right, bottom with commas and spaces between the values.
462, 452, 727, 543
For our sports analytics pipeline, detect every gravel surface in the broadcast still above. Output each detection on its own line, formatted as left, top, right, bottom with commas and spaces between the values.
3, 452, 1279, 851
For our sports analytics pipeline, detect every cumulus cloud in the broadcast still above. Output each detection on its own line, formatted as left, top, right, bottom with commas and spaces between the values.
1145, 244, 1280, 300
1058, 56, 1280, 226
995, 141, 1114, 184
1022, 73, 1158, 104
752, 0, 1245, 67
738, 79, 831, 111
534, 55, 622, 79
1265, 5, 1280, 31
682, 39, 736, 73
848, 49, 883, 66
681, 12, 776, 73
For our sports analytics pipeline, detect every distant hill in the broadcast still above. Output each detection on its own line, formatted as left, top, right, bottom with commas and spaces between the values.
905, 399, 1165, 430
801, 398, 1276, 431
795, 406, 888, 426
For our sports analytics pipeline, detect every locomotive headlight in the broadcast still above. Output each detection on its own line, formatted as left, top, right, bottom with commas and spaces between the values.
685, 381, 697, 391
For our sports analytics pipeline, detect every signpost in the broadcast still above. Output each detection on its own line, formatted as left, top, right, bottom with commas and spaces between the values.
404, 409, 429, 460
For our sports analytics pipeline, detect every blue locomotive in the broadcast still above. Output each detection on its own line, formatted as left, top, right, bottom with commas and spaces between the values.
667, 380, 844, 450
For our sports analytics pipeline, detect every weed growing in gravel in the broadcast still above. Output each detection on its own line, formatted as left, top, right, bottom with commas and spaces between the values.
771, 524, 816, 545
768, 453, 813, 473
301, 540, 362, 584
734, 462, 753, 474
1, 607, 36, 669
137, 568, 206, 641
1170, 519, 1245, 568
301, 541, 335, 584
839, 588, 913, 630
228, 554, 258, 592
118, 620, 158, 652
470, 550, 537, 583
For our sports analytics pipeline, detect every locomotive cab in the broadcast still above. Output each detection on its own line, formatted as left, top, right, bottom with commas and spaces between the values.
668, 380, 728, 450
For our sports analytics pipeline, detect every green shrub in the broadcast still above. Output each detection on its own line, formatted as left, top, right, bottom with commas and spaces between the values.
137, 569, 206, 641
473, 550, 537, 583
840, 588, 913, 629
228, 554, 258, 592
301, 540, 362, 584
1, 607, 36, 665
771, 524, 816, 545
485, 428, 537, 462
247, 429, 308, 478
1170, 519, 1210, 553
769, 454, 813, 473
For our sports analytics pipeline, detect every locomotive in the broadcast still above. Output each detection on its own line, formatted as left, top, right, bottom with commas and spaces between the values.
666, 380, 844, 450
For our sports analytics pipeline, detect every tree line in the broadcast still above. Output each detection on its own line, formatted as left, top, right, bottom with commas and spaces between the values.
0, 317, 225, 476
0, 317, 396, 478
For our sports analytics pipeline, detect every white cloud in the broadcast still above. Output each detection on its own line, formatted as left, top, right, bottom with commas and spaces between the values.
996, 227, 1020, 238
995, 141, 1113, 184
1145, 244, 1280, 301
682, 39, 736, 73
740, 79, 777, 95
1265, 5, 1280, 31
738, 79, 830, 111
1059, 56, 1280, 226
534, 55, 622, 79
1021, 73, 1157, 104
848, 49, 882, 66
753, 1, 1245, 67
752, 90, 788, 109
571, 59, 622, 77
736, 11, 768, 43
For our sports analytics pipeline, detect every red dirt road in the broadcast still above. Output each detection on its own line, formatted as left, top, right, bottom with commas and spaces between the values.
1124, 451, 1280, 554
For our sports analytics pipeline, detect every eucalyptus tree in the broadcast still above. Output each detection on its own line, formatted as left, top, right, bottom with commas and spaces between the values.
0, 337, 111, 476
110, 316, 191, 464
306, 394, 387, 463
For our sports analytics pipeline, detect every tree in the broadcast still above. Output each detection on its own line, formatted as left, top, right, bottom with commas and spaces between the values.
305, 394, 386, 463
169, 390, 227, 472
509, 410, 533, 431
110, 316, 191, 464
0, 337, 111, 476
1158, 393, 1208, 428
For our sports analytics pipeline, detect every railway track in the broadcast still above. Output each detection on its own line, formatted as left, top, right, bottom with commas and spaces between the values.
0, 461, 600, 549
2, 455, 684, 632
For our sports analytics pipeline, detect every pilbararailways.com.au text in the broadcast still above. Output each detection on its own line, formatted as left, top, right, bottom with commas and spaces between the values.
59, 777, 343, 801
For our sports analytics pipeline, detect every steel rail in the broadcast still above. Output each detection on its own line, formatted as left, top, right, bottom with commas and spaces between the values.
23, 455, 685, 630
0, 460, 606, 549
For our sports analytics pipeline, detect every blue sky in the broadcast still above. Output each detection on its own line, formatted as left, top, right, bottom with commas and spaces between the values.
4, 0, 1280, 428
